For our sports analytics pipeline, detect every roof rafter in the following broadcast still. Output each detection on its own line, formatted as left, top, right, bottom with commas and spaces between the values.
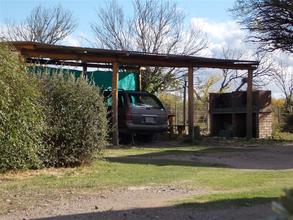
8, 41, 259, 70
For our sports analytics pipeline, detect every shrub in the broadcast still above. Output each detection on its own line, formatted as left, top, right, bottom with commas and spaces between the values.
0, 43, 44, 172
39, 73, 108, 167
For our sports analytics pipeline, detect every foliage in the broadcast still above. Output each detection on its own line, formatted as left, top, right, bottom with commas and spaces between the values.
271, 189, 293, 220
0, 44, 108, 172
1, 5, 77, 44
158, 92, 182, 113
272, 98, 286, 108
91, 0, 207, 93
272, 97, 293, 134
0, 43, 44, 172
272, 132, 293, 142
195, 75, 220, 107
38, 73, 108, 167
231, 0, 293, 53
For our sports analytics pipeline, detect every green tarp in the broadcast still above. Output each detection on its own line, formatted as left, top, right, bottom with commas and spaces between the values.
29, 66, 138, 91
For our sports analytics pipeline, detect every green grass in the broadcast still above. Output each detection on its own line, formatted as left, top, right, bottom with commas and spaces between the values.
1, 144, 293, 214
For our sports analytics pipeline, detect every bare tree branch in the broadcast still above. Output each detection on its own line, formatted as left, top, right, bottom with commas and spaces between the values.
231, 0, 293, 53
1, 5, 77, 45
91, 0, 208, 93
218, 46, 277, 92
273, 62, 293, 110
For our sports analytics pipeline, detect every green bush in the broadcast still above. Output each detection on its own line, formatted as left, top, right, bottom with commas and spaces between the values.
0, 43, 108, 171
0, 43, 44, 172
39, 73, 108, 167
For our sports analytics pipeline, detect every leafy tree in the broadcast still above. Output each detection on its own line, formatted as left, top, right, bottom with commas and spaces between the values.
91, 0, 207, 93
231, 0, 293, 53
1, 5, 77, 44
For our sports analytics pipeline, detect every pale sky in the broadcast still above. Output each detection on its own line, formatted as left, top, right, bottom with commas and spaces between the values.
0, 0, 292, 97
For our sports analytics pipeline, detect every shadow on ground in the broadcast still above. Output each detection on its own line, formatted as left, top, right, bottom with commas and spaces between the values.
105, 145, 293, 170
106, 149, 232, 167
34, 197, 275, 220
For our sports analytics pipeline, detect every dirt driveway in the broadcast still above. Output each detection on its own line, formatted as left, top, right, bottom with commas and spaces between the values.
1, 186, 274, 220
1, 141, 292, 220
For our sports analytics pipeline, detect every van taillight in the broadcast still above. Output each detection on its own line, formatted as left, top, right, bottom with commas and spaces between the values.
126, 108, 132, 121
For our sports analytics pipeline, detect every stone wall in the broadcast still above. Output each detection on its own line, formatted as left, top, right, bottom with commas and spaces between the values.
257, 112, 273, 138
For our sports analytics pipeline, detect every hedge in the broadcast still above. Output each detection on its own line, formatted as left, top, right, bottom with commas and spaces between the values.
0, 43, 44, 172
0, 43, 108, 172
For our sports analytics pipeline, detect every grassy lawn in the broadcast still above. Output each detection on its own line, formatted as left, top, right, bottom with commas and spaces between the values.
1, 143, 293, 214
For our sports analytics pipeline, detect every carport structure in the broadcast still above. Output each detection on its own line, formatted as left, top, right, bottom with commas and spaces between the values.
10, 41, 259, 146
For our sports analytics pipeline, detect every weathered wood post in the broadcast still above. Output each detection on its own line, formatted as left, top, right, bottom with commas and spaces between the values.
112, 62, 119, 146
188, 66, 194, 140
138, 67, 143, 91
246, 68, 253, 139
183, 74, 187, 128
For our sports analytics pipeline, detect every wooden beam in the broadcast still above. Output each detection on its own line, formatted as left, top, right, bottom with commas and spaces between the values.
246, 68, 253, 139
112, 62, 119, 146
25, 58, 140, 70
188, 66, 194, 140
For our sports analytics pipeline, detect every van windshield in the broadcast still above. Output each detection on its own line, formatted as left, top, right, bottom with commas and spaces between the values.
128, 94, 163, 109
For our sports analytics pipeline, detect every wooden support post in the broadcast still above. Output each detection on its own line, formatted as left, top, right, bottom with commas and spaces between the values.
112, 62, 119, 146
207, 102, 211, 135
138, 68, 142, 91
82, 63, 87, 78
183, 76, 187, 127
246, 68, 253, 139
188, 66, 194, 140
